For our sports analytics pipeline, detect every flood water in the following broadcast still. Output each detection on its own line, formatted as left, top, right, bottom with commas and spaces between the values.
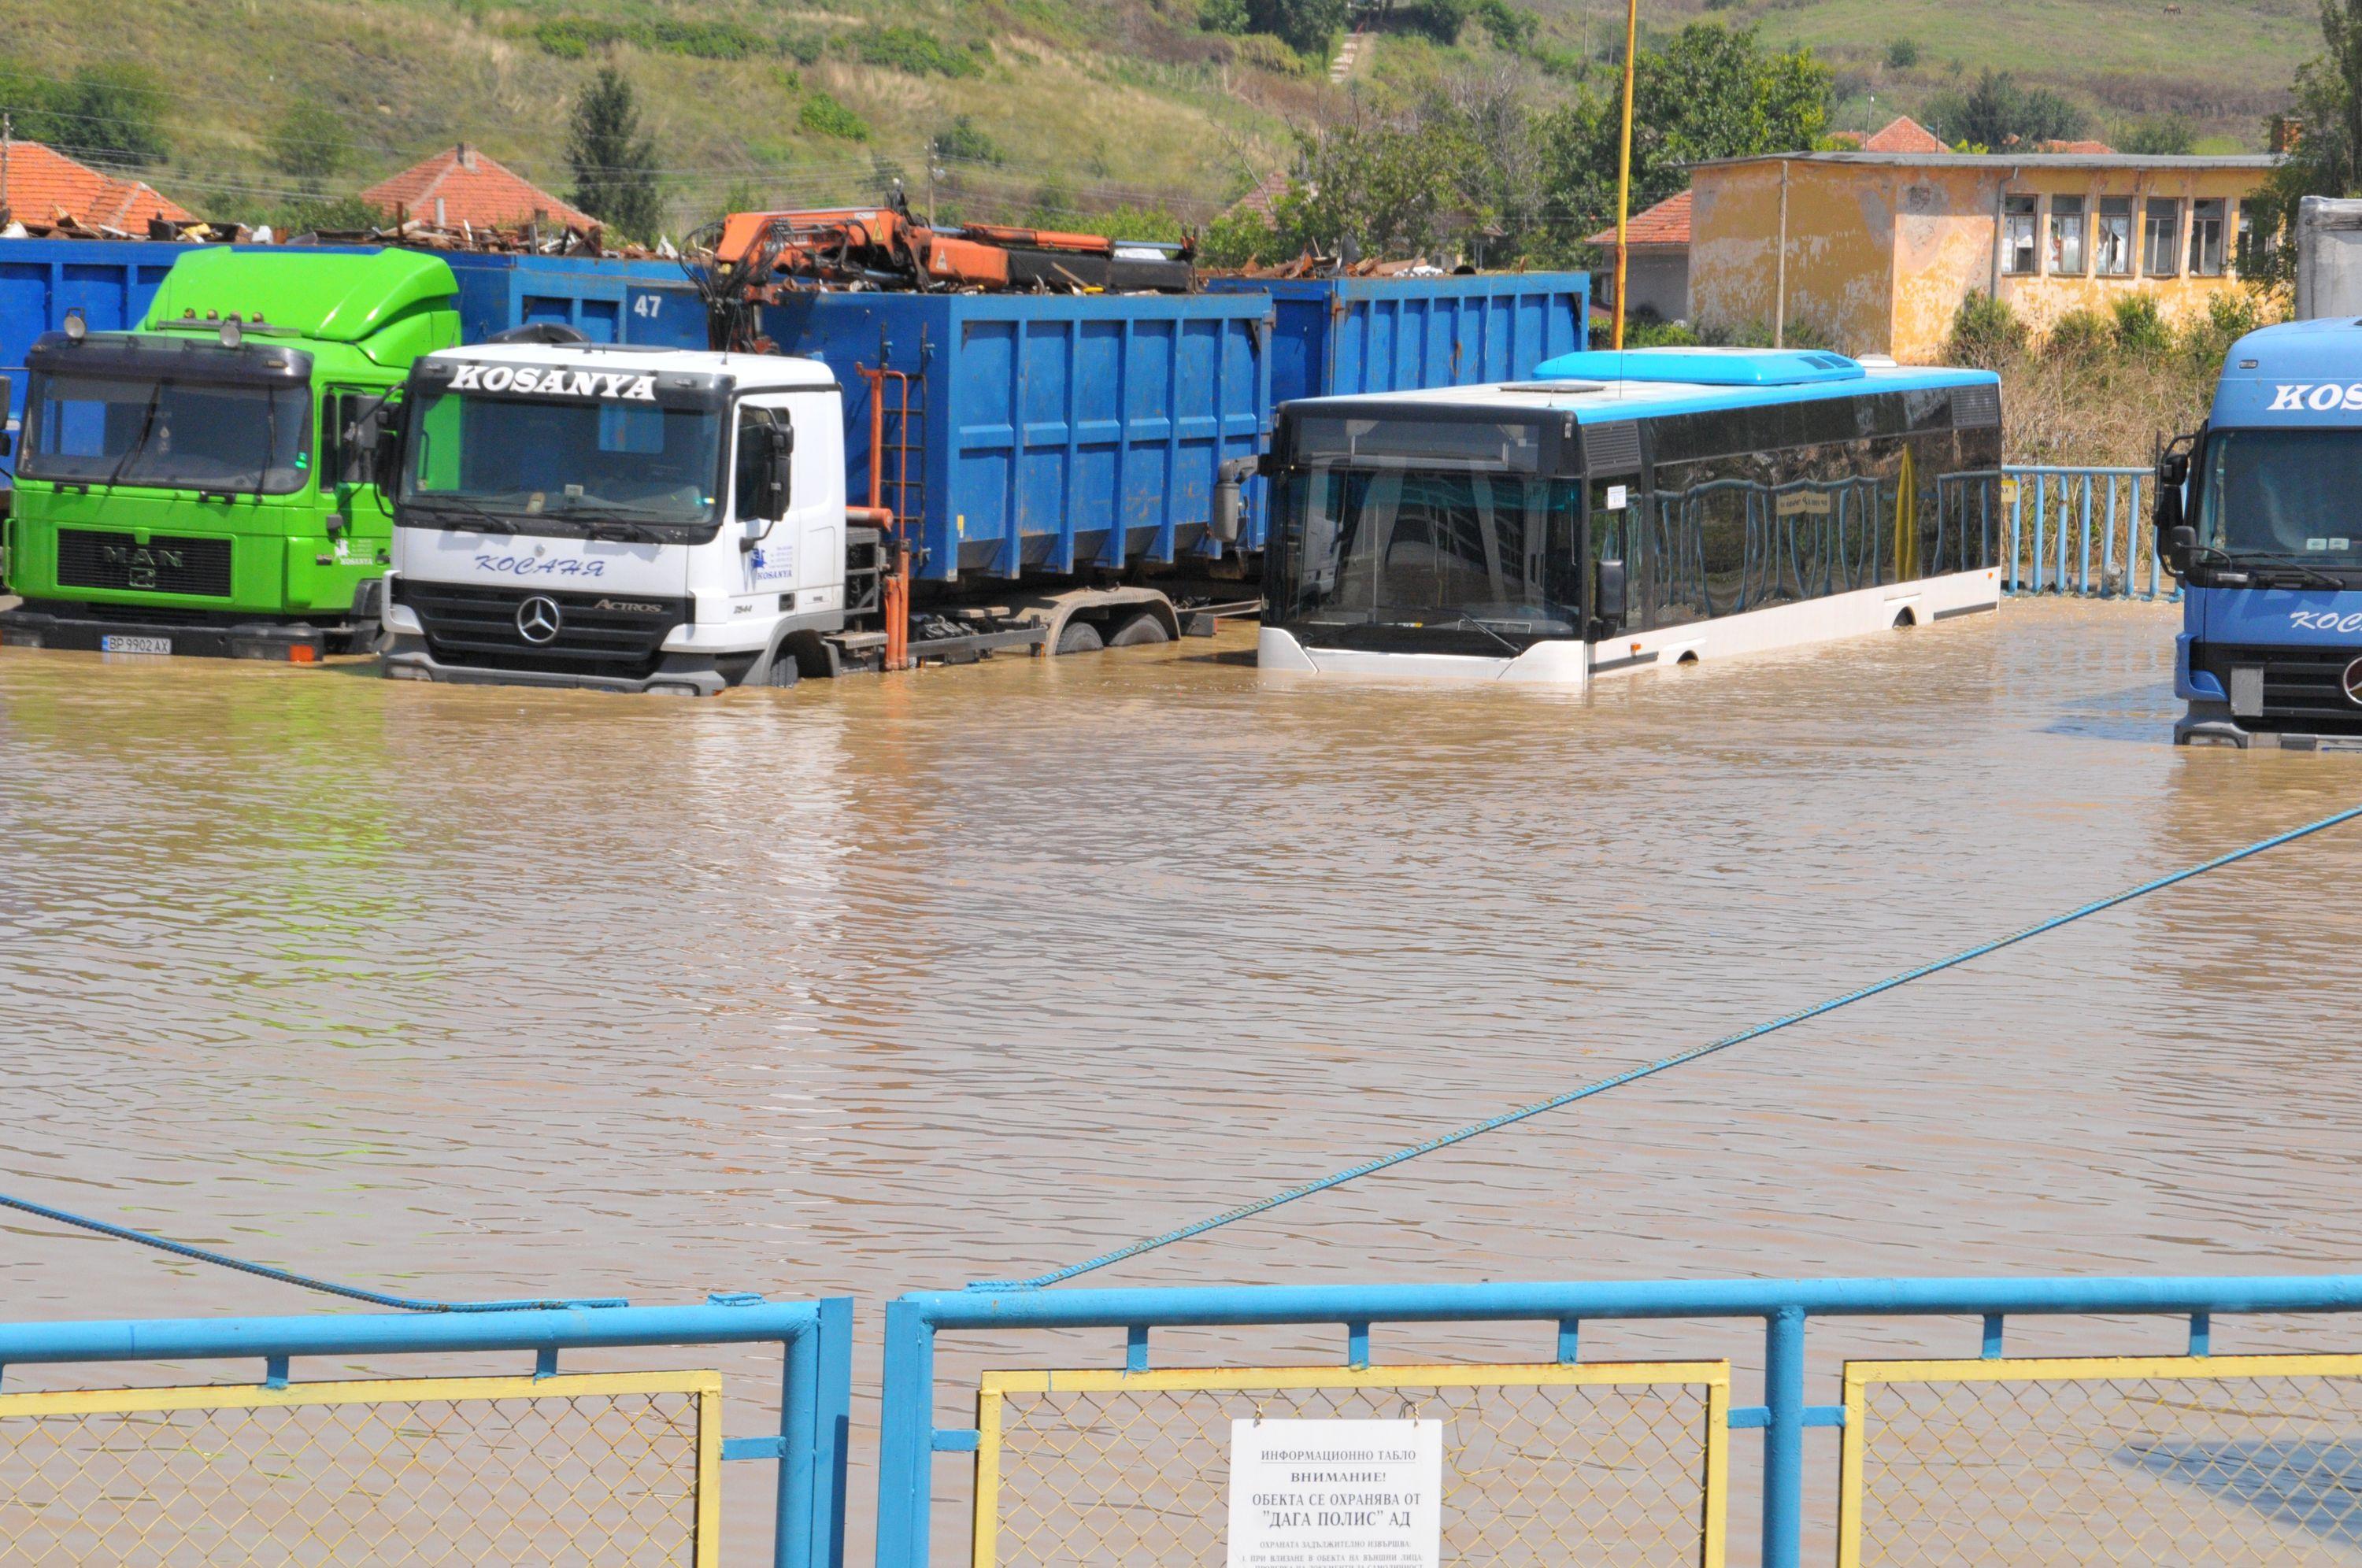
6, 597, 2362, 1562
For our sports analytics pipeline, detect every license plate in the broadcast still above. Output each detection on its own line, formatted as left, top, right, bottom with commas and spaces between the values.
99, 635, 172, 656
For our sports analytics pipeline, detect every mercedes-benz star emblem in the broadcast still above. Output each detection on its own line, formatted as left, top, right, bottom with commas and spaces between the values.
516, 596, 562, 645
2343, 656, 2362, 707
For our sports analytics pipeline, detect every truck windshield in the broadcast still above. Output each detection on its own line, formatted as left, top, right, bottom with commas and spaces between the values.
20, 371, 309, 494
400, 389, 723, 533
1266, 466, 1582, 656
2197, 428, 2362, 570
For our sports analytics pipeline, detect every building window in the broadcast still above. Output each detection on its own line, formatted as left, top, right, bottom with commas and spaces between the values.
2095, 197, 2134, 276
2189, 198, 2227, 276
2236, 202, 2263, 276
2003, 194, 2039, 276
2049, 195, 2086, 276
2143, 198, 2182, 276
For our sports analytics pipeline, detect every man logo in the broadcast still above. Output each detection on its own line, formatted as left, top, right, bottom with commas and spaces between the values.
2345, 656, 2362, 708
516, 595, 563, 645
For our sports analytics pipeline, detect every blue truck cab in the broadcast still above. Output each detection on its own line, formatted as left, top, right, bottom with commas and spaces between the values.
2164, 318, 2362, 748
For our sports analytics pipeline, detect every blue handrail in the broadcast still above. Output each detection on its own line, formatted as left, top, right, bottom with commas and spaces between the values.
879, 1272, 2362, 1568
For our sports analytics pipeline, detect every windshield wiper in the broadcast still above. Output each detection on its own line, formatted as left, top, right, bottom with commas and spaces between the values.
1441, 613, 1523, 655
101, 383, 165, 492
406, 494, 516, 534
2201, 545, 2348, 590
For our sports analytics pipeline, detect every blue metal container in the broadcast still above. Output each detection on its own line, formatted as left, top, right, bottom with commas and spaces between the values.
441, 251, 707, 349
1203, 272, 1590, 406
763, 291, 1272, 582
0, 240, 199, 472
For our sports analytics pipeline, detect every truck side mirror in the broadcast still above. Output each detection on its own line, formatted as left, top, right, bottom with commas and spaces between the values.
0, 431, 12, 457
373, 424, 404, 488
1594, 557, 1627, 628
767, 423, 795, 518
2153, 468, 2190, 576
1211, 456, 1257, 545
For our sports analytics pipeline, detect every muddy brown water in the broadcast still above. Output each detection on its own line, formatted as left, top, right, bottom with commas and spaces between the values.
5, 598, 2361, 1563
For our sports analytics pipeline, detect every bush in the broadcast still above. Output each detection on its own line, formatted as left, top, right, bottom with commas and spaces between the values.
1885, 37, 1920, 68
1620, 316, 1701, 347
1392, 0, 1472, 44
643, 20, 770, 60
2043, 307, 2111, 361
1199, 0, 1250, 32
1472, 0, 1537, 49
799, 91, 871, 142
531, 18, 626, 57
2111, 292, 2171, 355
1230, 32, 1312, 74
1947, 289, 2027, 368
931, 115, 1004, 165
853, 24, 986, 77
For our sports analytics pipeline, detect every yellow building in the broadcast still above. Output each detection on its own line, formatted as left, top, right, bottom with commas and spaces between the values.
1686, 150, 2279, 363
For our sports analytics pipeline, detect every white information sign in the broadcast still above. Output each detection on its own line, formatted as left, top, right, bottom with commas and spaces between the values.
1227, 1418, 1442, 1568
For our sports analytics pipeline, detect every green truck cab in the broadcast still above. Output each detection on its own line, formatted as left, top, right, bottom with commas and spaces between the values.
0, 248, 460, 660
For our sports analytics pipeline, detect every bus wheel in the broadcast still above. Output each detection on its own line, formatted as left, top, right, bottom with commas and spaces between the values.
1104, 611, 1172, 648
1055, 619, 1105, 655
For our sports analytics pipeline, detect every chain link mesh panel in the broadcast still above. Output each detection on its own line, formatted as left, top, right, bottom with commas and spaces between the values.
0, 1370, 720, 1566
975, 1362, 1727, 1568
1840, 1354, 2362, 1566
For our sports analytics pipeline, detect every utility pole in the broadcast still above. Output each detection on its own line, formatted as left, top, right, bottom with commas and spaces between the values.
1612, 0, 1638, 350
2, 111, 13, 229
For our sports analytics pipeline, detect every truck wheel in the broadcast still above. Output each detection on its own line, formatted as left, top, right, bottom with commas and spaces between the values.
1104, 611, 1172, 648
1055, 619, 1105, 655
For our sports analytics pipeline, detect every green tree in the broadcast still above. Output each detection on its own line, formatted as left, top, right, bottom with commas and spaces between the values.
1535, 22, 1831, 254
565, 66, 661, 239
2117, 114, 2194, 155
268, 98, 349, 190
1921, 70, 2086, 149
1248, 0, 1349, 55
2250, 0, 2362, 287
0, 62, 170, 165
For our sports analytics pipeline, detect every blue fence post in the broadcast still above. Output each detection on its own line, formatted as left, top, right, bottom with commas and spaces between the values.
876, 1299, 937, 1568
2007, 479, 2022, 594
2102, 476, 2120, 594
1761, 1306, 1808, 1568
2078, 477, 2095, 594
779, 1297, 855, 1568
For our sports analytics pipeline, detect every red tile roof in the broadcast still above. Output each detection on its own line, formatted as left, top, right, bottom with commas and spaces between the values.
362, 144, 595, 231
1224, 169, 1294, 224
1586, 188, 1690, 249
1862, 116, 1949, 154
0, 141, 194, 229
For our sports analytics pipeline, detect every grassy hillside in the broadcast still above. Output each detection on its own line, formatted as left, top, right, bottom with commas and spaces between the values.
0, 0, 2313, 238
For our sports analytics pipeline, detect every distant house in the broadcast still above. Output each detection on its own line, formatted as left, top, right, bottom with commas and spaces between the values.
1224, 169, 1295, 226
361, 143, 595, 231
1687, 147, 2276, 361
0, 141, 194, 231
1588, 189, 1691, 321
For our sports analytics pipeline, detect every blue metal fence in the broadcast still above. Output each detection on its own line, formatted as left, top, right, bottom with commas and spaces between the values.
0, 1294, 852, 1567
877, 1273, 2362, 1568
2003, 465, 2174, 600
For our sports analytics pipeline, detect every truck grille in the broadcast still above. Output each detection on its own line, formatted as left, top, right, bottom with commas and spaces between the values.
395, 579, 686, 680
55, 530, 232, 597
2194, 642, 2362, 731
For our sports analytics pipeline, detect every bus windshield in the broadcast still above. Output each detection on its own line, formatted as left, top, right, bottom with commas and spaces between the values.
1267, 466, 1582, 656
2197, 428, 2362, 571
20, 371, 310, 494
399, 388, 724, 537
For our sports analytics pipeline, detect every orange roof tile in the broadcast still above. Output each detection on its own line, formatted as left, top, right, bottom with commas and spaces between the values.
1587, 188, 1690, 249
1862, 116, 1949, 154
0, 141, 195, 230
362, 144, 596, 231
1224, 169, 1294, 224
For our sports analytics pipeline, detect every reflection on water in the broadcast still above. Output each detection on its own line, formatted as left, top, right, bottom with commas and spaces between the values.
7, 599, 2362, 1561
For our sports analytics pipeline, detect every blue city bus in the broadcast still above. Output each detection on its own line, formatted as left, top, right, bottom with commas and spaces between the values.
2160, 319, 2362, 748
1258, 347, 2006, 682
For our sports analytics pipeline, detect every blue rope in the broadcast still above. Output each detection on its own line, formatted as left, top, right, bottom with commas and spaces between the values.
975, 799, 2362, 1292
0, 1193, 628, 1313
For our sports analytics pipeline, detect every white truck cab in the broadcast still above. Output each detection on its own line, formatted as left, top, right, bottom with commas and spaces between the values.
379, 342, 853, 694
